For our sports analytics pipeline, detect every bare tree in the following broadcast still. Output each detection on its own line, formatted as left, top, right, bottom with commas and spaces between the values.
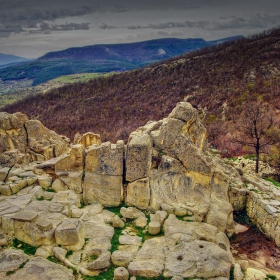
233, 101, 275, 173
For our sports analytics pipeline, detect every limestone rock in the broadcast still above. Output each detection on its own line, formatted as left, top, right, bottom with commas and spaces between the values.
119, 235, 142, 246
120, 207, 145, 219
0, 249, 29, 272
0, 167, 10, 182
83, 173, 122, 206
111, 250, 136, 267
114, 267, 129, 280
126, 178, 150, 210
112, 215, 125, 228
6, 256, 75, 279
56, 145, 85, 172
25, 119, 69, 160
148, 221, 161, 235
168, 101, 207, 150
86, 248, 111, 270
52, 190, 81, 208
0, 112, 28, 155
55, 218, 85, 251
245, 268, 266, 280
74, 132, 101, 148
52, 178, 67, 192
85, 141, 124, 176
126, 133, 153, 182
134, 216, 148, 228
234, 263, 243, 280
128, 237, 166, 278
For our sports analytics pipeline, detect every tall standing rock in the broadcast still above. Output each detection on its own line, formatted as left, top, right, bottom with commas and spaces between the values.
83, 141, 124, 206
125, 102, 236, 234
55, 144, 85, 193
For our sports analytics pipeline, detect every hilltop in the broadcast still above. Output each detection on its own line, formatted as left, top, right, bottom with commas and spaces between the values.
1, 28, 280, 160
0, 53, 30, 67
0, 36, 241, 86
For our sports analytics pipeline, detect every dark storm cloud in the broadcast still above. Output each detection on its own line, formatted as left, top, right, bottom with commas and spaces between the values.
0, 2, 93, 37
126, 13, 280, 32
127, 20, 209, 30
30, 22, 91, 34
99, 23, 119, 30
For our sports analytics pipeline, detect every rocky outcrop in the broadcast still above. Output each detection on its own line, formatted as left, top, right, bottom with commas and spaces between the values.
0, 112, 69, 167
1, 101, 279, 278
125, 102, 235, 234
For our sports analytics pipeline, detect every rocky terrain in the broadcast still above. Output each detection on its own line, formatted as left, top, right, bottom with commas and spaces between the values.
0, 102, 279, 279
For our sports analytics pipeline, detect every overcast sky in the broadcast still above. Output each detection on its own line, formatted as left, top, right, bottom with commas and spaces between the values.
1, 0, 280, 58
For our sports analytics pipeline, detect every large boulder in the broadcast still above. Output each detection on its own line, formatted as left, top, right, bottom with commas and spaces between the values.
0, 112, 69, 166
125, 102, 237, 233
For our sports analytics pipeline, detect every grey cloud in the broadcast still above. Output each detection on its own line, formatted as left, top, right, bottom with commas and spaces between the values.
127, 20, 209, 30
0, 5, 93, 37
209, 14, 280, 30
31, 22, 91, 33
99, 23, 118, 30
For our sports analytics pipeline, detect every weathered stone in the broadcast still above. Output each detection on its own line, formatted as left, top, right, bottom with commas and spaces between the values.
126, 133, 153, 182
148, 221, 161, 235
114, 267, 129, 280
7, 256, 75, 279
112, 215, 125, 228
56, 144, 85, 172
0, 185, 12, 196
52, 178, 67, 192
85, 141, 124, 176
55, 219, 85, 251
119, 235, 142, 246
134, 216, 148, 228
0, 249, 29, 272
38, 175, 52, 189
128, 237, 166, 278
25, 119, 69, 160
126, 178, 150, 210
12, 210, 38, 222
245, 268, 266, 280
234, 263, 243, 280
74, 132, 101, 148
86, 248, 111, 270
52, 190, 81, 208
0, 167, 10, 182
120, 207, 145, 219
83, 173, 122, 206
111, 250, 136, 267
168, 102, 207, 150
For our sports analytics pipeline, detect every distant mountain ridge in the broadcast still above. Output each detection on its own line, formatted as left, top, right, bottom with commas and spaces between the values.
0, 36, 242, 86
0, 53, 30, 66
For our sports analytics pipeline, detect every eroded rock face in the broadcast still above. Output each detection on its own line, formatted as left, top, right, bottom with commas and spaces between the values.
0, 112, 69, 167
126, 102, 235, 233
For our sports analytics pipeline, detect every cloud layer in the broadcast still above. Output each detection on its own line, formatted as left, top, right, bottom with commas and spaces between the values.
0, 0, 280, 57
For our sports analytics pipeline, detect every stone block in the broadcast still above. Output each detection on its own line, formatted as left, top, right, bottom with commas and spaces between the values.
126, 133, 152, 182
55, 218, 85, 251
85, 141, 124, 176
83, 173, 122, 207
126, 178, 150, 209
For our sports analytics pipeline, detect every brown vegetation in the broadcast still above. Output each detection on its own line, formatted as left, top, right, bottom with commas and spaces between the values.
1, 28, 280, 166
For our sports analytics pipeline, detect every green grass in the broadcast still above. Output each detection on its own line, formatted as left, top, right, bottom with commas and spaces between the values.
13, 238, 37, 255
266, 274, 277, 280
110, 227, 123, 253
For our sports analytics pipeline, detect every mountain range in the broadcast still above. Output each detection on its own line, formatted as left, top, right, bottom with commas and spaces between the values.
0, 53, 30, 67
0, 36, 242, 86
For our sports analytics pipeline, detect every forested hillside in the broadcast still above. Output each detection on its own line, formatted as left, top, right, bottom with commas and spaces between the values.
2, 28, 280, 163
